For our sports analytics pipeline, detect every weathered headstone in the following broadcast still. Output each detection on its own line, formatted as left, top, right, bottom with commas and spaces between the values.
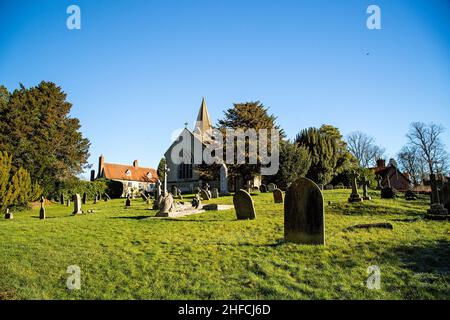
233, 189, 256, 220
200, 189, 211, 201
60, 193, 64, 205
211, 188, 219, 199
66, 199, 71, 207
171, 185, 179, 197
362, 176, 371, 200
260, 184, 267, 193
5, 208, 13, 219
39, 196, 46, 220
73, 194, 82, 215
82, 192, 87, 205
93, 194, 98, 204
125, 196, 131, 207
140, 192, 148, 202
325, 185, 334, 190
191, 194, 201, 209
267, 183, 277, 192
220, 164, 229, 195
284, 177, 325, 245
273, 188, 283, 204
156, 193, 174, 217
348, 172, 363, 203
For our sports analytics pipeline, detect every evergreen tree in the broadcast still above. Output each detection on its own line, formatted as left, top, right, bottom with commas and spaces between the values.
157, 158, 166, 182
266, 140, 311, 189
217, 101, 284, 185
295, 127, 338, 184
0, 82, 90, 195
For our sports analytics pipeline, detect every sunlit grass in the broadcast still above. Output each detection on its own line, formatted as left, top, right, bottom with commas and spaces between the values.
0, 190, 448, 300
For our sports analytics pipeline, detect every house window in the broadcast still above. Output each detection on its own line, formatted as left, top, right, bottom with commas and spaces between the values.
177, 163, 193, 180
147, 172, 153, 179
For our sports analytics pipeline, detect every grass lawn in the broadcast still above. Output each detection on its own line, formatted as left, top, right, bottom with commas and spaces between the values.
0, 190, 449, 300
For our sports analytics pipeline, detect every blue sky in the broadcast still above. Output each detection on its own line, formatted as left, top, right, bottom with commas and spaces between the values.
1, 0, 449, 178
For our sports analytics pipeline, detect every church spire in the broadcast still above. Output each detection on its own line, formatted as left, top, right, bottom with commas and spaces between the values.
194, 97, 212, 134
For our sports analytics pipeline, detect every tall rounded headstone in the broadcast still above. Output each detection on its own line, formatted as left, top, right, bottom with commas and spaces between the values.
273, 188, 283, 203
73, 194, 82, 215
284, 177, 325, 245
233, 189, 256, 220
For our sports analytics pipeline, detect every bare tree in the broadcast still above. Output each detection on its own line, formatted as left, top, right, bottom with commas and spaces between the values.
347, 131, 386, 168
406, 122, 449, 176
397, 145, 421, 186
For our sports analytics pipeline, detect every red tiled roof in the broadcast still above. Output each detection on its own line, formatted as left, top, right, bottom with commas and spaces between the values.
102, 163, 158, 183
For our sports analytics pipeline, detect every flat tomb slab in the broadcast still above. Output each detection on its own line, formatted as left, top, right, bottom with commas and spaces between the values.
202, 204, 234, 211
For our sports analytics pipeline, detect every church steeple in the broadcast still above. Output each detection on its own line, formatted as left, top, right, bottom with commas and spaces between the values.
193, 97, 212, 134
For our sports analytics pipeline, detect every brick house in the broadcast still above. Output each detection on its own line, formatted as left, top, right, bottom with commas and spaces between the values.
371, 159, 411, 191
91, 155, 158, 196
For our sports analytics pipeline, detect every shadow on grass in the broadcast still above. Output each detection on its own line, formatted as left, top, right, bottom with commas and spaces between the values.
329, 202, 427, 217
383, 240, 450, 275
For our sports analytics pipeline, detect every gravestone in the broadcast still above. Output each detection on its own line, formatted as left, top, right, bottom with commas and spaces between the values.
125, 196, 131, 207
93, 195, 98, 204
233, 189, 256, 220
325, 185, 334, 190
39, 196, 46, 220
155, 179, 162, 199
220, 164, 229, 195
156, 193, 175, 217
60, 193, 64, 205
171, 185, 179, 197
82, 192, 87, 205
362, 176, 371, 200
200, 189, 211, 201
442, 182, 450, 211
273, 188, 283, 203
140, 192, 148, 202
348, 172, 363, 203
73, 194, 82, 215
104, 193, 111, 201
284, 177, 325, 245
267, 183, 277, 192
260, 184, 267, 193
66, 199, 71, 207
5, 208, 13, 219
191, 194, 201, 209
211, 188, 219, 199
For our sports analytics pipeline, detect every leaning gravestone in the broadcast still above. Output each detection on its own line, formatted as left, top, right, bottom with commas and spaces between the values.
39, 196, 46, 220
273, 188, 283, 204
211, 188, 219, 199
200, 189, 211, 201
140, 192, 148, 202
156, 193, 175, 217
233, 189, 256, 220
284, 177, 325, 245
73, 194, 82, 215
267, 183, 277, 192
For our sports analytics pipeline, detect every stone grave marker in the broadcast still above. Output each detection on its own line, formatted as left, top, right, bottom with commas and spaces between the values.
284, 177, 325, 245
273, 188, 283, 203
267, 183, 277, 192
73, 194, 82, 215
233, 189, 256, 220
39, 196, 46, 220
211, 188, 219, 199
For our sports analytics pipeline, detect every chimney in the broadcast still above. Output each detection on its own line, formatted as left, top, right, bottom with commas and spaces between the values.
98, 155, 105, 178
133, 160, 138, 167
90, 170, 96, 182
376, 159, 385, 168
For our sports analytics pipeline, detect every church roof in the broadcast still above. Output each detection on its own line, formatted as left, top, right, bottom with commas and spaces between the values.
193, 97, 212, 134
102, 163, 158, 183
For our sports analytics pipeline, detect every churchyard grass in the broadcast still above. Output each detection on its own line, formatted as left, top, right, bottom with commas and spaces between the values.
0, 190, 448, 300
